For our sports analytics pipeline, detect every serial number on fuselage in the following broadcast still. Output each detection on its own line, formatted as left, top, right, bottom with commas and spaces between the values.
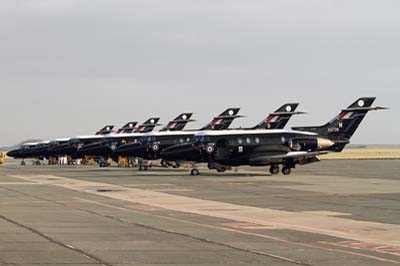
328, 127, 340, 133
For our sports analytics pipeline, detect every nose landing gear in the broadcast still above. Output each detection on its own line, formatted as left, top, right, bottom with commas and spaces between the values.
190, 168, 200, 176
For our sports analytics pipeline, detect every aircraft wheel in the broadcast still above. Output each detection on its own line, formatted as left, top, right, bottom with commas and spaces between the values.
21, 161, 26, 166
269, 165, 280, 175
217, 167, 226, 173
161, 160, 168, 167
139, 165, 149, 171
282, 167, 291, 175
99, 161, 107, 167
190, 169, 200, 176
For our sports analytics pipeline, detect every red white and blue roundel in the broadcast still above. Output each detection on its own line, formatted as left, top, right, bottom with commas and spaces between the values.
206, 145, 215, 154
338, 112, 354, 120
211, 118, 222, 126
152, 143, 159, 151
266, 115, 279, 123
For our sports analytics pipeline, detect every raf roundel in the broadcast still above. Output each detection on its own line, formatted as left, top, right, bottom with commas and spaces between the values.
182, 115, 187, 120
206, 145, 215, 154
129, 123, 134, 128
228, 110, 234, 116
358, 100, 365, 107
150, 119, 155, 124
152, 144, 159, 151
286, 105, 292, 112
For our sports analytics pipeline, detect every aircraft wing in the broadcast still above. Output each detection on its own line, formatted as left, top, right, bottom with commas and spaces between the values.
248, 151, 331, 165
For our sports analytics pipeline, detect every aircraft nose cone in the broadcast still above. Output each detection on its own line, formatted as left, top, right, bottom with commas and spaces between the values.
6, 150, 18, 158
78, 143, 99, 153
160, 143, 200, 161
113, 142, 143, 157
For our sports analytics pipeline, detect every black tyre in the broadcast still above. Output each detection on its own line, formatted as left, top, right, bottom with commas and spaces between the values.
190, 169, 200, 176
282, 167, 291, 175
161, 160, 168, 167
217, 167, 226, 173
269, 165, 280, 175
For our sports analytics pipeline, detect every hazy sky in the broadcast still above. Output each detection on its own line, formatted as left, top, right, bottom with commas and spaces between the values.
0, 0, 399, 146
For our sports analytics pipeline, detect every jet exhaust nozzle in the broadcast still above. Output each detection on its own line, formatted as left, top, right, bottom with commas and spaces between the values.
289, 137, 334, 151
317, 138, 335, 150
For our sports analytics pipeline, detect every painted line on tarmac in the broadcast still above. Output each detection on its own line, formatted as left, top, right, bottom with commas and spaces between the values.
75, 197, 400, 265
10, 175, 400, 248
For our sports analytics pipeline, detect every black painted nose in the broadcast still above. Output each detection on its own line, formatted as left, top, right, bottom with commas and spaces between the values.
6, 149, 18, 158
160, 143, 201, 161
113, 142, 143, 157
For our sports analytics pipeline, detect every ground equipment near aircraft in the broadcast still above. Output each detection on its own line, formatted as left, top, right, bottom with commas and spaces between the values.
0, 152, 5, 165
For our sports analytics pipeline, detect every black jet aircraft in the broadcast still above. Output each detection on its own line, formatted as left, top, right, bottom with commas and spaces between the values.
115, 104, 303, 169
6, 141, 49, 165
158, 103, 303, 170
78, 114, 194, 166
44, 125, 117, 160
160, 98, 386, 176
6, 124, 117, 163
112, 108, 242, 167
69, 119, 160, 161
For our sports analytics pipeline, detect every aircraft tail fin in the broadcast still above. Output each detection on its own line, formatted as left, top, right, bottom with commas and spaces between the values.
160, 113, 195, 131
135, 118, 161, 133
292, 97, 387, 150
253, 103, 305, 129
96, 125, 114, 135
117, 122, 138, 133
201, 108, 243, 130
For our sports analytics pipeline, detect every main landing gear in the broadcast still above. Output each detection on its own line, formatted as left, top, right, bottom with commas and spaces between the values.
282, 161, 295, 175
269, 165, 280, 175
282, 166, 292, 175
269, 162, 294, 175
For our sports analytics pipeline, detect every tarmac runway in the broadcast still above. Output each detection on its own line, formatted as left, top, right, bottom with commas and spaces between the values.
0, 159, 399, 265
